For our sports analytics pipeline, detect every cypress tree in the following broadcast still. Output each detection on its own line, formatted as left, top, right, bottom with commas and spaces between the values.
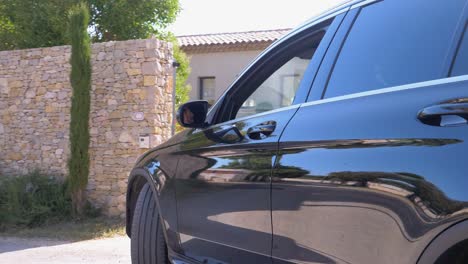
68, 2, 91, 218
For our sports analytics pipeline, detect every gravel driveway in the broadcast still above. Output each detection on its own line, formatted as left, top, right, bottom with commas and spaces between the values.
0, 236, 130, 264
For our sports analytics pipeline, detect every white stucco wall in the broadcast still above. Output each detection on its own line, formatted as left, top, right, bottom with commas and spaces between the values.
186, 50, 263, 102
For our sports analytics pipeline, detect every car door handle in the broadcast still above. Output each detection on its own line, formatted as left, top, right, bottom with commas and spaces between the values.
211, 125, 244, 143
247, 121, 276, 140
418, 102, 468, 127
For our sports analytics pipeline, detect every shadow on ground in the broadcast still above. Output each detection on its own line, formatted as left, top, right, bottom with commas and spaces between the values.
0, 237, 70, 254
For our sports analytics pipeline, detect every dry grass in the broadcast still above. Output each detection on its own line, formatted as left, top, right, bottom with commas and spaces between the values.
0, 217, 126, 241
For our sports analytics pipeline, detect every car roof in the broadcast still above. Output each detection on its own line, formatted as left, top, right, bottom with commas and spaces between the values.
283, 0, 363, 41
298, 0, 354, 28
252, 0, 377, 59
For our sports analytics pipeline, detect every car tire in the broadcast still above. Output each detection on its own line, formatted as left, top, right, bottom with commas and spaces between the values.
131, 183, 168, 264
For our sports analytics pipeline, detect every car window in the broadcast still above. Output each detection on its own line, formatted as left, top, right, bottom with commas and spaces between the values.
451, 25, 468, 77
323, 0, 466, 99
236, 47, 315, 119
223, 22, 331, 121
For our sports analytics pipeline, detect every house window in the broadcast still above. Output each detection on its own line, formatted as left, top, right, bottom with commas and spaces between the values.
199, 77, 216, 104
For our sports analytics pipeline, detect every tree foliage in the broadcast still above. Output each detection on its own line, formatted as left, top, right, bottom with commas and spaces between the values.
88, 0, 179, 42
0, 3, 16, 51
0, 0, 180, 48
0, 0, 73, 49
68, 2, 92, 217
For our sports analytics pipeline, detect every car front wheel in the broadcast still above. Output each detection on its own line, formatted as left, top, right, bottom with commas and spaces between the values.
131, 183, 168, 264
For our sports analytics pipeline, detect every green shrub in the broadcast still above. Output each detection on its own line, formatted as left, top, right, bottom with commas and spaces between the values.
0, 171, 71, 229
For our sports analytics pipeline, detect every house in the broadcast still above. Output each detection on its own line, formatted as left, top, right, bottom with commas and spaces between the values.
177, 29, 291, 104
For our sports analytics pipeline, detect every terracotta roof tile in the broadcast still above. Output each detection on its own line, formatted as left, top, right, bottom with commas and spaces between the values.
177, 29, 291, 52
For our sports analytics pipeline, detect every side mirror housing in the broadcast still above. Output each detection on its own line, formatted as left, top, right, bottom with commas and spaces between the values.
177, 100, 209, 128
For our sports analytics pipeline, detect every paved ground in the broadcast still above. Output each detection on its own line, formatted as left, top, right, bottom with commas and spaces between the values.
0, 236, 130, 264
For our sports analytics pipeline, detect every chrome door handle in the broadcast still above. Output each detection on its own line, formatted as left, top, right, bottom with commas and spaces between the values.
247, 121, 276, 140
418, 102, 468, 127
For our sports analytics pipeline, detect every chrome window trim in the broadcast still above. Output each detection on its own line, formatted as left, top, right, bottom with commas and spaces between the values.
301, 75, 468, 108
350, 0, 382, 9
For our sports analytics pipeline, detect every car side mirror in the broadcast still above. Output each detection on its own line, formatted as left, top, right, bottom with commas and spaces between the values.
177, 100, 209, 128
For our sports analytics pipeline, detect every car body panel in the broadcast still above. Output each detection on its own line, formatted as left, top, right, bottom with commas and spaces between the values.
272, 76, 468, 264
171, 106, 298, 264
128, 143, 185, 254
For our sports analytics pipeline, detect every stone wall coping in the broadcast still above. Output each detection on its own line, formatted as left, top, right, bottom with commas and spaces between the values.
0, 38, 173, 56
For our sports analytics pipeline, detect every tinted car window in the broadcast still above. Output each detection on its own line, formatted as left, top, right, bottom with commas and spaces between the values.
217, 18, 335, 122
451, 25, 468, 77
324, 0, 466, 99
236, 47, 315, 119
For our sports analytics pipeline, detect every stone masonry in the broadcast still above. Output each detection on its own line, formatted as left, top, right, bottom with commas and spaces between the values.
0, 39, 174, 217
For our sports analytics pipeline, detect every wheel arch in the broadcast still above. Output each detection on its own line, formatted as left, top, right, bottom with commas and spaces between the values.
126, 167, 160, 237
418, 218, 468, 264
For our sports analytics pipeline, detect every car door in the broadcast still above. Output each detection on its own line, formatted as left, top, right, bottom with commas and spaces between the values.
171, 14, 346, 264
272, 0, 468, 264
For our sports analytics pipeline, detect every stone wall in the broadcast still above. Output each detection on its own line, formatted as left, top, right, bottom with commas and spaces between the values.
0, 39, 174, 217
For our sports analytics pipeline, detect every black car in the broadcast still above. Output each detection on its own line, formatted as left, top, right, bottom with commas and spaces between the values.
126, 0, 468, 263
